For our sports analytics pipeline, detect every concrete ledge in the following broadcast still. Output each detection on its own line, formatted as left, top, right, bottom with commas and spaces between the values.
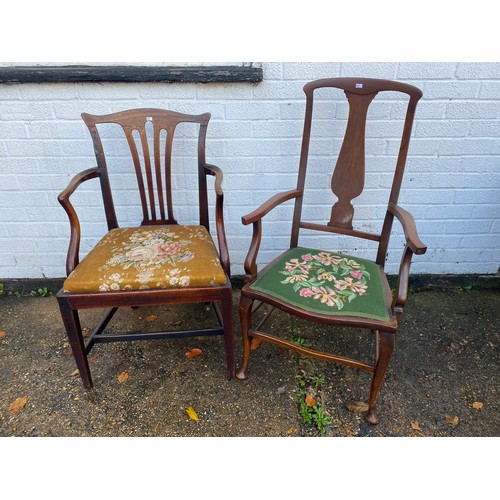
1, 274, 498, 295
0, 65, 263, 84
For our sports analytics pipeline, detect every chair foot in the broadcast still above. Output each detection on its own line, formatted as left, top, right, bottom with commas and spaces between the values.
365, 410, 380, 425
235, 367, 248, 380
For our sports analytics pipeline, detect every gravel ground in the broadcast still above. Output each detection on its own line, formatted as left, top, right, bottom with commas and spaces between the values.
1, 285, 498, 496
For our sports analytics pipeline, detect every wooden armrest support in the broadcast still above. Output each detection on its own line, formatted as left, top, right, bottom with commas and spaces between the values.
242, 188, 302, 282
205, 163, 223, 196
393, 244, 414, 321
389, 203, 427, 255
242, 189, 302, 225
204, 163, 230, 277
58, 167, 100, 204
390, 206, 426, 321
58, 167, 100, 276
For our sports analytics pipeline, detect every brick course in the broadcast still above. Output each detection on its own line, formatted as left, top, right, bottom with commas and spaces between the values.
1, 62, 499, 278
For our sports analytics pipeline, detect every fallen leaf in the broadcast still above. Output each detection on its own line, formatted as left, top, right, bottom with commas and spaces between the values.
444, 414, 459, 426
472, 402, 484, 409
171, 320, 183, 327
0, 330, 7, 338
117, 371, 129, 384
305, 394, 316, 407
287, 428, 295, 434
145, 315, 157, 322
345, 401, 369, 413
411, 421, 423, 432
345, 426, 351, 437
185, 406, 199, 421
70, 369, 79, 377
185, 348, 203, 359
9, 396, 28, 415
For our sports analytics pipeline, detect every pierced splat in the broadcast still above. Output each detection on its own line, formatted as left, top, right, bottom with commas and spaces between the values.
328, 91, 377, 230
82, 109, 210, 229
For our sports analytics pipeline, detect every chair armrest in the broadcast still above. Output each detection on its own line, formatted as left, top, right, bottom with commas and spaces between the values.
58, 167, 100, 275
242, 189, 302, 282
204, 163, 223, 196
242, 189, 302, 225
389, 203, 427, 255
389, 205, 426, 321
204, 163, 230, 276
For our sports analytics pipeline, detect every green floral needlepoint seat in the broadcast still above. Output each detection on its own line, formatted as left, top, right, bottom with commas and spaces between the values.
249, 247, 392, 322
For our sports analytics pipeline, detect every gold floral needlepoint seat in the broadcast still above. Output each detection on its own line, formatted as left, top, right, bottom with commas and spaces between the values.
63, 225, 227, 293
249, 247, 392, 323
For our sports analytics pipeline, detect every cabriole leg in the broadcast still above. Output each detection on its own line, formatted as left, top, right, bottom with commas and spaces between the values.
366, 331, 395, 424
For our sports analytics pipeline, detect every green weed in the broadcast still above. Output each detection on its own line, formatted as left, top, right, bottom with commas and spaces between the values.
296, 372, 331, 436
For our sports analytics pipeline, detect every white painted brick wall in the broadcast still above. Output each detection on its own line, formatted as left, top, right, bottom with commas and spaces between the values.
0, 62, 499, 279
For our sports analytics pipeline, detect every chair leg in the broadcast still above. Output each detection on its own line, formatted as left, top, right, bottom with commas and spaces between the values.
221, 288, 235, 380
58, 301, 93, 389
236, 295, 253, 380
366, 331, 395, 425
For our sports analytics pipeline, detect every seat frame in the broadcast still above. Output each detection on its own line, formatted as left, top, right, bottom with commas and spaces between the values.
56, 109, 234, 389
236, 78, 426, 424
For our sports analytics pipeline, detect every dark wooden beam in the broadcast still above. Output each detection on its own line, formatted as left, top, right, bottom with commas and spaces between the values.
0, 65, 263, 84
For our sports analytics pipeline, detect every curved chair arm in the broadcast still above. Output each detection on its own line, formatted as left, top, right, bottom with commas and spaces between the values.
389, 203, 427, 255
241, 189, 302, 282
205, 163, 230, 277
389, 204, 427, 321
58, 167, 100, 276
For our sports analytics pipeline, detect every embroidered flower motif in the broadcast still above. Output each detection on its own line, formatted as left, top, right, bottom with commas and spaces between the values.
279, 251, 370, 310
311, 286, 342, 308
285, 258, 312, 274
282, 273, 308, 284
312, 252, 343, 267
158, 241, 181, 256
299, 288, 314, 297
179, 276, 190, 287
94, 227, 207, 291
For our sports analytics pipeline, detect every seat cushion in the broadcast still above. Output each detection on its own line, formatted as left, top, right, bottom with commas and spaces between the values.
63, 225, 227, 293
248, 247, 392, 322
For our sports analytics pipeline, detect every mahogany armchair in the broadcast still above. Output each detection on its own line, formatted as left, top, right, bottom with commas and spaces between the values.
56, 109, 234, 388
236, 78, 427, 424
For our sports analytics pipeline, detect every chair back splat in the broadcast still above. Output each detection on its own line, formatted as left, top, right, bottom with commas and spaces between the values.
237, 78, 426, 426
57, 108, 234, 389
82, 109, 212, 229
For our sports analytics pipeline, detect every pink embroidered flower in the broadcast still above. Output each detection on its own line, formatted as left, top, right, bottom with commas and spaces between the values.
345, 259, 361, 269
351, 281, 367, 296
312, 252, 343, 266
334, 277, 367, 296
299, 288, 314, 297
350, 270, 363, 279
283, 274, 308, 284
301, 254, 313, 261
125, 246, 156, 262
318, 271, 335, 281
158, 241, 181, 256
311, 286, 341, 308
285, 258, 311, 274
